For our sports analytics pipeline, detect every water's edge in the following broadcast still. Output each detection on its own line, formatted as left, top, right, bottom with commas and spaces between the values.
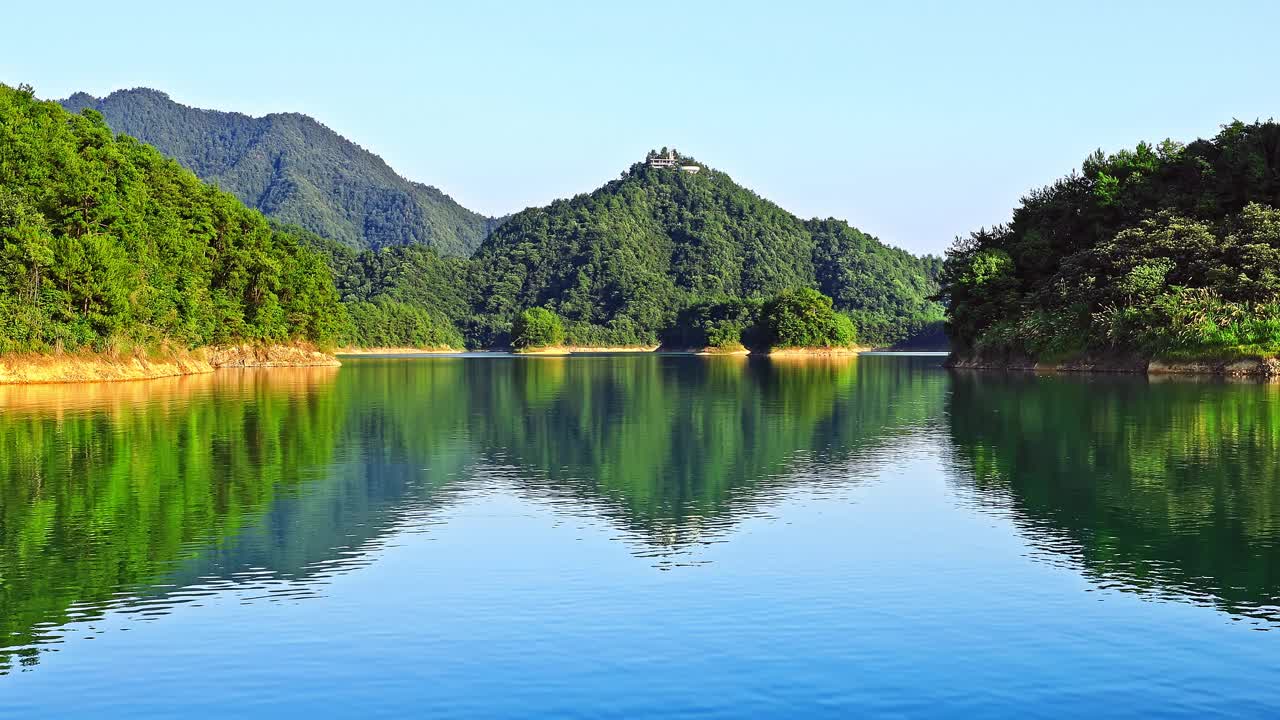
947, 351, 1280, 378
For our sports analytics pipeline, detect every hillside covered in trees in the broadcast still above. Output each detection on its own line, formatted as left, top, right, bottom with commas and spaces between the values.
0, 84, 346, 354
61, 88, 499, 256
940, 120, 1280, 364
7, 85, 944, 356
461, 153, 944, 348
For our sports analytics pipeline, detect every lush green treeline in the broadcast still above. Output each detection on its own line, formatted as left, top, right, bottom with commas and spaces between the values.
299, 233, 467, 348
659, 288, 856, 351
0, 84, 346, 353
309, 226, 910, 351
940, 120, 1280, 361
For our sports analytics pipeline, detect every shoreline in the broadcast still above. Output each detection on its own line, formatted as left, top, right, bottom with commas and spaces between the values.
764, 346, 870, 357
511, 345, 864, 357
512, 346, 573, 356
512, 345, 660, 355
336, 346, 462, 356
565, 345, 661, 353
0, 343, 340, 385
0, 344, 893, 385
946, 352, 1280, 379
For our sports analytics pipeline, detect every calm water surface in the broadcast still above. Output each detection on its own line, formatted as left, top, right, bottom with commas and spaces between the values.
1, 354, 1278, 718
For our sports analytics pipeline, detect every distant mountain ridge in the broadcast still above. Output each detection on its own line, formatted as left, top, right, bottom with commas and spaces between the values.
60, 88, 498, 255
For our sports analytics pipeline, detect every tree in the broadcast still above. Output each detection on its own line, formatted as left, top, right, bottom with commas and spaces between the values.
939, 119, 1280, 360
511, 307, 565, 349
761, 288, 857, 349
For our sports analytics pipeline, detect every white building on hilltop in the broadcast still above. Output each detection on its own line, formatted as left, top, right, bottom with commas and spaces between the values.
648, 150, 701, 173
648, 150, 678, 168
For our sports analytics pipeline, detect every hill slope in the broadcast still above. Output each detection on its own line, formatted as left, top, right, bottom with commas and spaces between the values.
464, 153, 943, 347
61, 88, 498, 255
0, 83, 346, 353
940, 120, 1280, 364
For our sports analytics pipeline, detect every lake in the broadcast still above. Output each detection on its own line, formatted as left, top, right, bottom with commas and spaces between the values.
2, 354, 1278, 718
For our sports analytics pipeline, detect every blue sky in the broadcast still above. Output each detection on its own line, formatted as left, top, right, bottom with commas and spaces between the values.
5, 0, 1277, 254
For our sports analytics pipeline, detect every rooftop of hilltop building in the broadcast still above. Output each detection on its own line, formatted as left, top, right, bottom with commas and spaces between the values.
646, 149, 701, 173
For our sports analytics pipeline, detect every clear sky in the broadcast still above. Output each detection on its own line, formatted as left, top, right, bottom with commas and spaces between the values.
5, 0, 1277, 254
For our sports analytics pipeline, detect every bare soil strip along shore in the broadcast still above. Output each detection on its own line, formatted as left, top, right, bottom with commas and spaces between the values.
0, 343, 340, 385
336, 347, 462, 356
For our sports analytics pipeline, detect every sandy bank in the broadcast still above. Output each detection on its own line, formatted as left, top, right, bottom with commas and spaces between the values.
565, 345, 661, 353
0, 343, 340, 385
0, 349, 213, 385
513, 346, 572, 356
764, 346, 869, 357
336, 346, 462, 356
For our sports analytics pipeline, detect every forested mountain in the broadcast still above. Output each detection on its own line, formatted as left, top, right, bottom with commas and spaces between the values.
461, 153, 944, 347
6, 86, 942, 354
0, 83, 345, 353
940, 120, 1280, 362
60, 88, 498, 256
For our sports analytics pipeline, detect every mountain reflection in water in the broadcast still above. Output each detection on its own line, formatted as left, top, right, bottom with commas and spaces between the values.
3, 354, 1279, 684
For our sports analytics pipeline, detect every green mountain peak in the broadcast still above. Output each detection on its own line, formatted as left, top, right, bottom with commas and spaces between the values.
60, 88, 498, 256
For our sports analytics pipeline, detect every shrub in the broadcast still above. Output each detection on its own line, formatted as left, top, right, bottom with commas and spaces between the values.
511, 307, 565, 349
761, 288, 858, 349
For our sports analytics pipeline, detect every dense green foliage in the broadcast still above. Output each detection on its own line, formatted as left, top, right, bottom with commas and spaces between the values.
297, 231, 467, 348
510, 307, 565, 349
61, 88, 499, 256
663, 296, 763, 350
465, 152, 943, 348
940, 120, 1280, 360
761, 287, 858, 349
344, 299, 464, 349
660, 288, 860, 350
0, 84, 346, 353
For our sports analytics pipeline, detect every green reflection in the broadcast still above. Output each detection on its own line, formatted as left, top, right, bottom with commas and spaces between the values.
0, 355, 948, 672
464, 355, 946, 542
0, 369, 344, 671
946, 371, 1280, 619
